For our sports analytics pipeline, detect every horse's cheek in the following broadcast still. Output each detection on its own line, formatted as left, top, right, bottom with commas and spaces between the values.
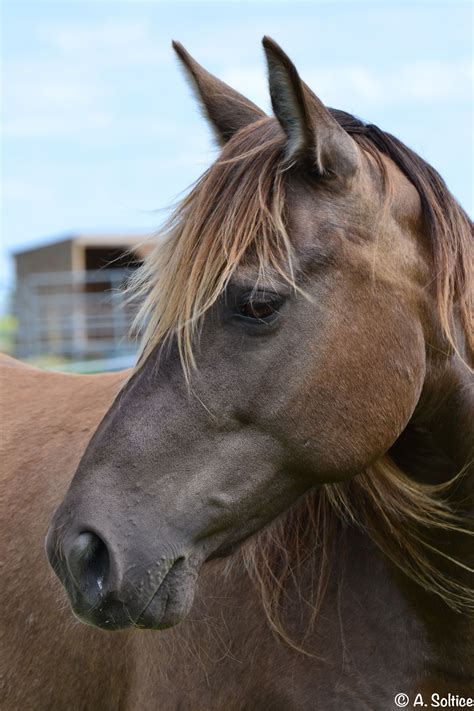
280, 310, 426, 481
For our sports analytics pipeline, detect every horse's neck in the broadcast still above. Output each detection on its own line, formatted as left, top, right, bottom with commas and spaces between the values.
425, 354, 472, 464
393, 349, 473, 484
388, 350, 474, 678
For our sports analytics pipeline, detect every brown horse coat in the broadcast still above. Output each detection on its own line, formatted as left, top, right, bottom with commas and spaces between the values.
2, 37, 473, 710
1, 354, 472, 709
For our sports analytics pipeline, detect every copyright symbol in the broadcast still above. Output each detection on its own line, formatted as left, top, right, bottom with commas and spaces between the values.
394, 693, 410, 708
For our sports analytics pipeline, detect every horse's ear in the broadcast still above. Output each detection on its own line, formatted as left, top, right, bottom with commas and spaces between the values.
262, 37, 359, 180
172, 41, 266, 145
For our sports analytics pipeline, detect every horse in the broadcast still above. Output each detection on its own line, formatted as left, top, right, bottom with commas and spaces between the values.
1, 38, 472, 710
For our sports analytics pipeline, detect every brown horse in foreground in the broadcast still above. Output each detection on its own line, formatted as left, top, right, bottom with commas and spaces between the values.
1, 39, 473, 710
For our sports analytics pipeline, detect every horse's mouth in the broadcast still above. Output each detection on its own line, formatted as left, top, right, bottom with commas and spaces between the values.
67, 555, 200, 632
134, 556, 198, 630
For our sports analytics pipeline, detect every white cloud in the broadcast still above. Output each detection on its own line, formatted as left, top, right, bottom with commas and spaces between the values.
42, 21, 146, 52
3, 114, 113, 139
39, 20, 167, 66
2, 19, 174, 140
2, 179, 55, 205
2, 63, 112, 138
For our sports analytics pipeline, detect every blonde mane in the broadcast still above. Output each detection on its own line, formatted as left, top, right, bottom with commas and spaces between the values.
129, 111, 473, 649
129, 118, 293, 373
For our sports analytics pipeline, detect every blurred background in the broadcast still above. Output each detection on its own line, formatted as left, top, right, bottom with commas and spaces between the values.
1, 0, 472, 371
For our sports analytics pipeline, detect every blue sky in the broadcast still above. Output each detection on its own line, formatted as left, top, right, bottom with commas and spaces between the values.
1, 1, 473, 307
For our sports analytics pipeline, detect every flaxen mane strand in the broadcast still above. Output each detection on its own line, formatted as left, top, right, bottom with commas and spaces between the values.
129, 118, 293, 373
129, 110, 473, 651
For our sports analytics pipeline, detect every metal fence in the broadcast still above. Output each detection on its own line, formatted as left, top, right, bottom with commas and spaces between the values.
14, 270, 139, 367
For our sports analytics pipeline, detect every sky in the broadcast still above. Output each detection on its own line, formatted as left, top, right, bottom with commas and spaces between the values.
1, 1, 473, 309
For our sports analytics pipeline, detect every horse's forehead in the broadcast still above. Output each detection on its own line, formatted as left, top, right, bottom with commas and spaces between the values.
283, 174, 372, 252
283, 151, 420, 249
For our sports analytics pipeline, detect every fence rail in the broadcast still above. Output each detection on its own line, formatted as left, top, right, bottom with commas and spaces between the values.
15, 269, 139, 365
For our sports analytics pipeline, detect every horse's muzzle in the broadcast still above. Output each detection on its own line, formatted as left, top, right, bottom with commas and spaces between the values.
45, 524, 199, 630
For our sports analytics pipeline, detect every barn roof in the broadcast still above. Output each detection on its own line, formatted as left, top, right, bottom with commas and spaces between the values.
13, 232, 150, 257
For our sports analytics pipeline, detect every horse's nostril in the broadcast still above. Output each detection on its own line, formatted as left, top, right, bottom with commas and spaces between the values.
67, 531, 110, 598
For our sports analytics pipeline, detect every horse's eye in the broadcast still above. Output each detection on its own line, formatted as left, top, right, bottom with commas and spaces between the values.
237, 298, 281, 321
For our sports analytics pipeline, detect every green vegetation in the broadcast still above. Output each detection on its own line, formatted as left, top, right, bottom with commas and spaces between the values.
0, 315, 16, 355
